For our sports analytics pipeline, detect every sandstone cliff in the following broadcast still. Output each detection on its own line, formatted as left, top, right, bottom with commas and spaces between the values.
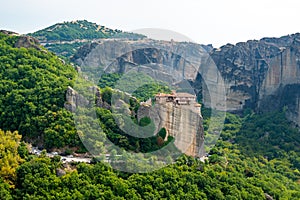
71, 38, 224, 110
137, 92, 204, 157
64, 86, 100, 112
71, 38, 212, 81
209, 33, 300, 125
72, 33, 300, 126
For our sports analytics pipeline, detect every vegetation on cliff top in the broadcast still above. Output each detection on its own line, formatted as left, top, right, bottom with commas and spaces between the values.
30, 20, 145, 42
29, 20, 146, 57
98, 72, 171, 102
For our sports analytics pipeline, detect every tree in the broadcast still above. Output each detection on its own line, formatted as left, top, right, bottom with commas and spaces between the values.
0, 177, 12, 200
0, 130, 23, 187
17, 142, 29, 159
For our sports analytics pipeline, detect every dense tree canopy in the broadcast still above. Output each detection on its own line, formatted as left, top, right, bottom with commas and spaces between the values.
30, 20, 146, 58
0, 33, 79, 149
2, 112, 300, 199
0, 130, 23, 188
1, 32, 300, 199
30, 20, 145, 42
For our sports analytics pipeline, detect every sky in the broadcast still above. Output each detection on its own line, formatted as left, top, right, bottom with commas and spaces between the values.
1, 0, 300, 47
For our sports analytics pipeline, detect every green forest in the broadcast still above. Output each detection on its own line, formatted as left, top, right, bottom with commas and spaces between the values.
30, 20, 145, 42
1, 110, 300, 199
0, 32, 80, 150
0, 32, 300, 199
44, 42, 88, 58
29, 20, 146, 58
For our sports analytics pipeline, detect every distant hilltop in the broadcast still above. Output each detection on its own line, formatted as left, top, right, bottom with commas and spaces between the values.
27, 20, 146, 57
29, 20, 146, 43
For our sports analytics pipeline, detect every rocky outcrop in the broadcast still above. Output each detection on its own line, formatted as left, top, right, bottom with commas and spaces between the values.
1, 30, 42, 50
265, 193, 274, 200
72, 42, 99, 63
71, 38, 225, 111
56, 168, 66, 177
64, 86, 100, 112
14, 35, 41, 50
71, 39, 211, 82
72, 33, 300, 126
138, 92, 204, 157
209, 33, 300, 125
0, 30, 20, 36
290, 95, 300, 127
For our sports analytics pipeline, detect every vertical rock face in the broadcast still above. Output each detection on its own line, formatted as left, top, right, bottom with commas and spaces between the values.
64, 86, 100, 112
138, 92, 204, 157
259, 46, 300, 97
64, 86, 80, 112
282, 85, 300, 127
292, 96, 300, 126
71, 39, 211, 83
209, 33, 300, 125
72, 33, 300, 126
258, 47, 300, 112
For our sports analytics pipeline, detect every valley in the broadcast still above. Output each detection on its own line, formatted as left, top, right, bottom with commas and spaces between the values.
0, 20, 299, 199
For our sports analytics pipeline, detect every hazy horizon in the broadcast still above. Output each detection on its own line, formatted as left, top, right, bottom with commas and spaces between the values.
1, 0, 300, 47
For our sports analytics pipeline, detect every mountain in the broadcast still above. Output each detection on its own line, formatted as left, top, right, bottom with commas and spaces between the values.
29, 20, 146, 57
30, 20, 145, 43
72, 33, 300, 127
0, 28, 300, 199
209, 33, 300, 124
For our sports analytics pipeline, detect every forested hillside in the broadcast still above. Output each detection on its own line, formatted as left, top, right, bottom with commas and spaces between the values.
1, 111, 300, 199
30, 20, 145, 42
0, 32, 80, 149
29, 20, 146, 57
0, 31, 300, 199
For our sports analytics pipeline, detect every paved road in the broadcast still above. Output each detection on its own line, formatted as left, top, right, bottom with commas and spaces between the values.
30, 147, 91, 163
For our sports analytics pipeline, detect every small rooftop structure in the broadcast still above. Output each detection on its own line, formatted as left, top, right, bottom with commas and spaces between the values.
155, 91, 198, 106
